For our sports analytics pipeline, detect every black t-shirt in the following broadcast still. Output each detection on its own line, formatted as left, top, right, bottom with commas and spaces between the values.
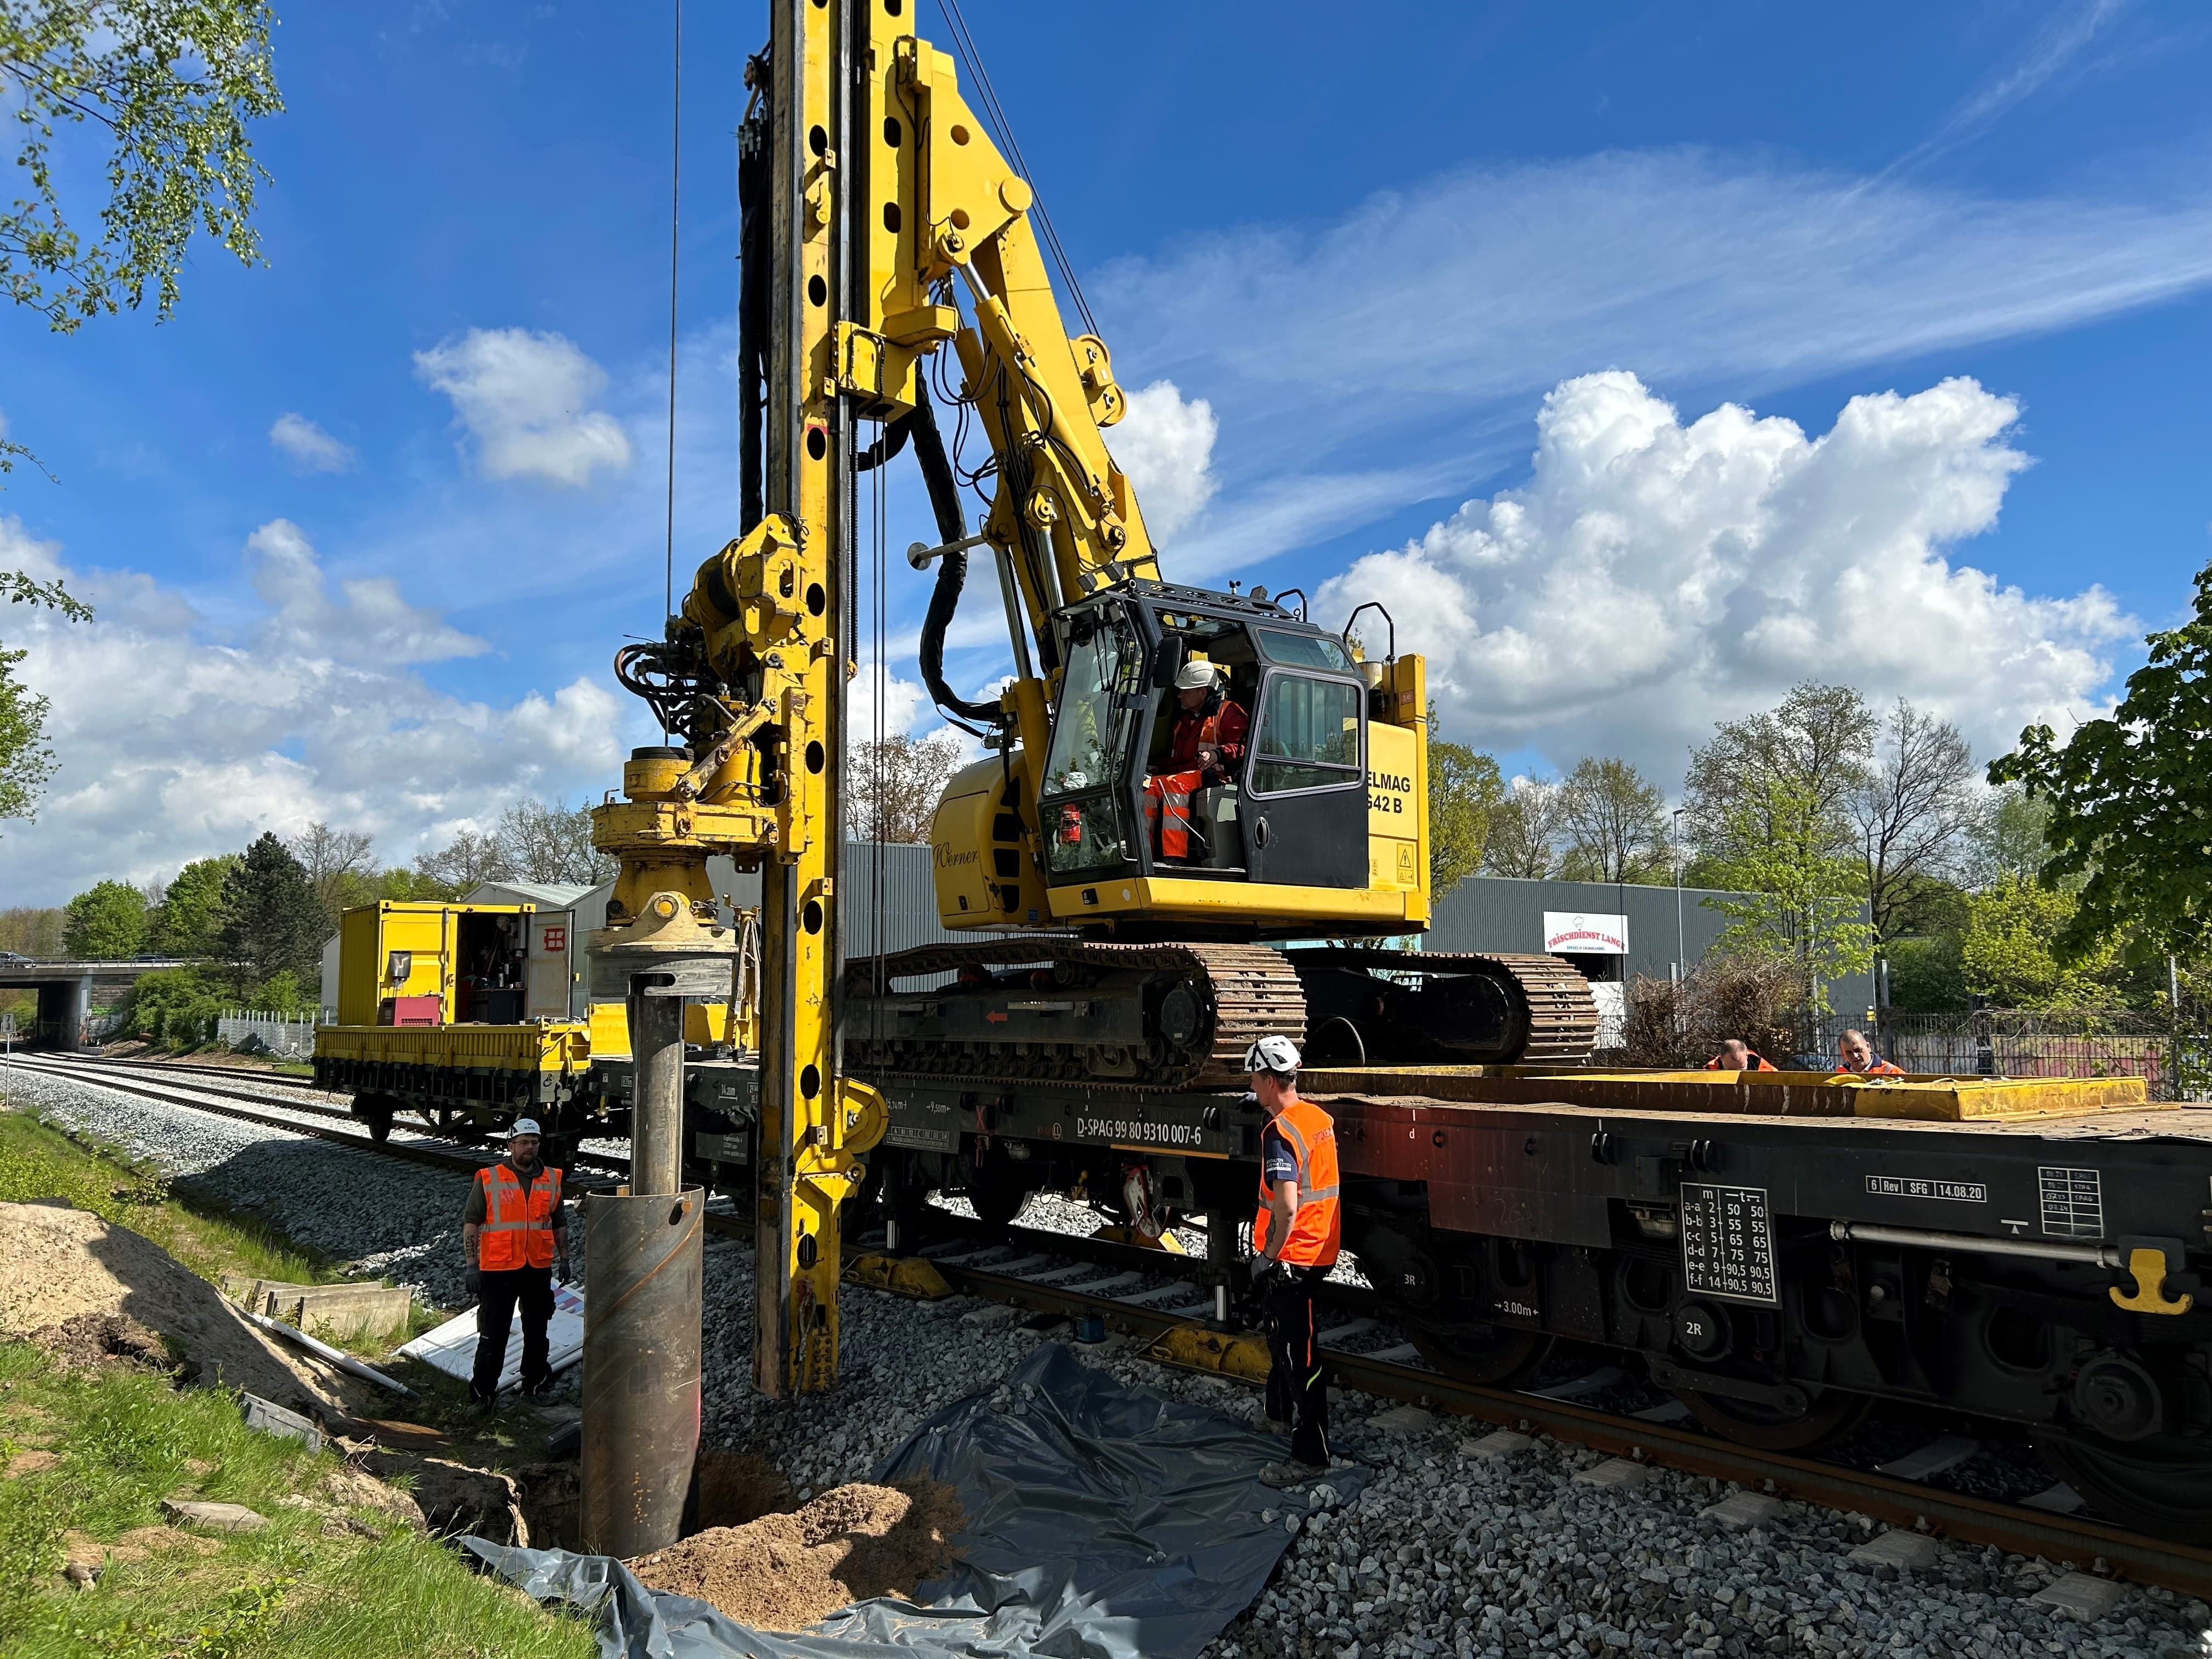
1260, 1122, 1298, 1188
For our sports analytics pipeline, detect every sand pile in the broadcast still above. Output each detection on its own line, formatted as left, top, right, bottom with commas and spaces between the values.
630, 1480, 964, 1631
0, 1200, 363, 1414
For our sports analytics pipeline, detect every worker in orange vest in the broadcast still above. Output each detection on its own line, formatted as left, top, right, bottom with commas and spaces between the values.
1836, 1029, 1905, 1076
1705, 1039, 1775, 1071
1165, 658, 1248, 782
461, 1118, 570, 1404
1244, 1032, 1339, 1486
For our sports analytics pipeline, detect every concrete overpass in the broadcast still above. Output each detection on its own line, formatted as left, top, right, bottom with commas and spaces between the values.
0, 958, 199, 1051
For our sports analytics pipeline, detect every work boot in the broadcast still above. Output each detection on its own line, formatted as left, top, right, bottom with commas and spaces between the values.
1258, 1458, 1327, 1488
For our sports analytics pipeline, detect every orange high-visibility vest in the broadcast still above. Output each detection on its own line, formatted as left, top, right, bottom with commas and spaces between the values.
1253, 1097, 1341, 1268
1143, 768, 1205, 859
1837, 1057, 1905, 1076
476, 1162, 563, 1271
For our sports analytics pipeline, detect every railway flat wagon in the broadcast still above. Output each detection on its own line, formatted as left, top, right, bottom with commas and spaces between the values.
857, 1057, 2212, 1540
313, 899, 597, 1149
314, 901, 746, 1156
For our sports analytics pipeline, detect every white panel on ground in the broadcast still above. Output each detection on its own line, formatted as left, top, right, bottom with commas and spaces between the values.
398, 1282, 585, 1393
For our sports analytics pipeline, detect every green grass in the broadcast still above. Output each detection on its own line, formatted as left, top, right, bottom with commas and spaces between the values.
0, 1339, 599, 1659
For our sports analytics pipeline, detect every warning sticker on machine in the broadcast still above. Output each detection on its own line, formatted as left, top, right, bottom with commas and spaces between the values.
1864, 1175, 1987, 1203
1680, 1182, 1778, 1306
1076, 1116, 1203, 1148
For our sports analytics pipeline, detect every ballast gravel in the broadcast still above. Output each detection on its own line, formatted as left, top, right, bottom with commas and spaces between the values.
9, 1063, 2208, 1657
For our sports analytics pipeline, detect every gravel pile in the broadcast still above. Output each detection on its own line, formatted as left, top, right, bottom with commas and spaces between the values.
1, 1064, 480, 1309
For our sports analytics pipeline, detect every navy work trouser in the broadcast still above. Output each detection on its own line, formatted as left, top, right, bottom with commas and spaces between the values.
1262, 1263, 1331, 1467
471, 1265, 555, 1401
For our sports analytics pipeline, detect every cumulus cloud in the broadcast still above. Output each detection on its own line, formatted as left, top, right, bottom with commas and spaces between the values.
1104, 379, 1218, 540
268, 412, 355, 472
0, 514, 624, 899
413, 326, 633, 487
1316, 372, 2132, 779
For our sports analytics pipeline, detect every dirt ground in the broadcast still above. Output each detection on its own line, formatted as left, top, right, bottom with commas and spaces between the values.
628, 1479, 964, 1632
0, 1199, 376, 1418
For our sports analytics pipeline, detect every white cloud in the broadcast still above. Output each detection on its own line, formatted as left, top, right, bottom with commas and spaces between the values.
1104, 380, 1218, 540
1316, 372, 2132, 781
0, 514, 624, 900
1890, 0, 2128, 175
413, 327, 633, 487
1094, 151, 2212, 569
268, 412, 356, 473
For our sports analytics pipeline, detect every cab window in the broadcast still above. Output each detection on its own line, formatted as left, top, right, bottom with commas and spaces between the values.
1250, 674, 1362, 795
1255, 627, 1354, 673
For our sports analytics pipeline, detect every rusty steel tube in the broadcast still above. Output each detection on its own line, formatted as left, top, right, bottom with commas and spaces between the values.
578, 1187, 703, 1559
628, 986, 686, 1197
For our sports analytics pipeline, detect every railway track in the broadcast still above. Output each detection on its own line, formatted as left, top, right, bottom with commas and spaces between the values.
883, 1227, 2212, 1598
1, 1052, 631, 1181
64, 1054, 331, 1090
9, 1047, 2204, 1599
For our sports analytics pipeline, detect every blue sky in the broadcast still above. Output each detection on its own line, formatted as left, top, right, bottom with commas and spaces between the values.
4, 0, 2210, 901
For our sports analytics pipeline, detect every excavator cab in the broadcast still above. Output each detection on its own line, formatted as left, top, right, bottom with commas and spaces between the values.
932, 579, 1424, 941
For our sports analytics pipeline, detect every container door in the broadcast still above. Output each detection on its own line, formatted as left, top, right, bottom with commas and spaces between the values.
527, 911, 573, 1020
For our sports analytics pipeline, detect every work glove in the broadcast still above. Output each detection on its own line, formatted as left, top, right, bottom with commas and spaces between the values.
556, 1253, 572, 1286
1241, 1257, 1278, 1309
464, 1266, 482, 1298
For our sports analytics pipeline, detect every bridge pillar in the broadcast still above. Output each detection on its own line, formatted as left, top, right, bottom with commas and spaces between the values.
32, 977, 94, 1051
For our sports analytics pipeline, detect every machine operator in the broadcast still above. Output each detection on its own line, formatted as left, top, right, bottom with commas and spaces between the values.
1245, 1034, 1339, 1487
461, 1119, 570, 1405
1165, 658, 1247, 785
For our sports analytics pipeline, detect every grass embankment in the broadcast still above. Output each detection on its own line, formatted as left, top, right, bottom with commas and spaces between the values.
0, 1340, 597, 1659
0, 1108, 597, 1655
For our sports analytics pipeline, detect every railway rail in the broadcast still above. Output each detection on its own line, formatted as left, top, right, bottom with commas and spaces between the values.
8, 1047, 2206, 1600
1, 1052, 630, 1182
64, 1054, 331, 1090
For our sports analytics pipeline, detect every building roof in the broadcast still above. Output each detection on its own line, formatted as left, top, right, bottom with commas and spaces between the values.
461, 881, 597, 908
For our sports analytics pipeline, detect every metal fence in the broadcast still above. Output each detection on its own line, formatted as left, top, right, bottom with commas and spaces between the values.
1796, 1009, 2209, 1101
215, 1009, 318, 1060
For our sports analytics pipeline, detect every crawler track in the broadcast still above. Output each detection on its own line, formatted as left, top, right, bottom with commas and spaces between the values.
847, 938, 1304, 1090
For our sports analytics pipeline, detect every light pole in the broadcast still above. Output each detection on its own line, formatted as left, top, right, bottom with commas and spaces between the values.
1672, 808, 1687, 981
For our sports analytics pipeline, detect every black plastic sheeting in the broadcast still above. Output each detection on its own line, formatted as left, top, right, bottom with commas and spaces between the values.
467, 1341, 1367, 1659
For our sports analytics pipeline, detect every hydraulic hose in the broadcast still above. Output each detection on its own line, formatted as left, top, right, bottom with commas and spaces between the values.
736, 97, 770, 535
910, 383, 1004, 727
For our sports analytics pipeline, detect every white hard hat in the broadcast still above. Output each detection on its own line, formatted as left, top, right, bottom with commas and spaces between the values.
509, 1118, 543, 1139
1243, 1034, 1301, 1076
1173, 658, 1221, 691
